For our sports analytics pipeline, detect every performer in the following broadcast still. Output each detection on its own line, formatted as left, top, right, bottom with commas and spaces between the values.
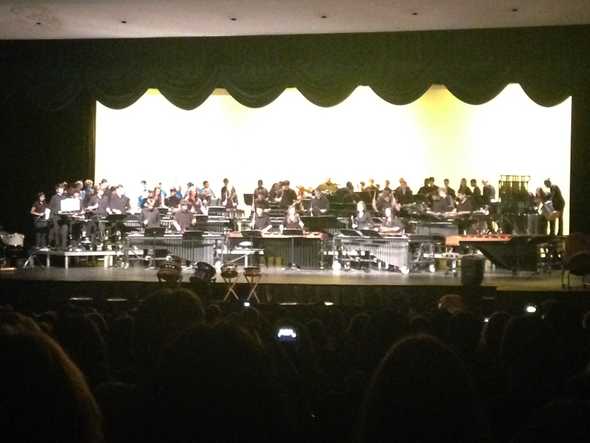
200, 180, 216, 205
470, 179, 483, 209
442, 178, 456, 200
394, 178, 413, 205
333, 182, 355, 203
277, 180, 297, 209
30, 192, 48, 249
458, 178, 472, 196
374, 189, 400, 216
250, 206, 272, 233
431, 188, 455, 213
85, 186, 108, 245
544, 179, 565, 236
108, 185, 131, 214
252, 179, 269, 208
309, 190, 329, 216
141, 196, 162, 229
48, 182, 69, 249
482, 180, 496, 205
379, 206, 404, 234
172, 201, 194, 233
165, 188, 181, 208
281, 205, 304, 231
352, 201, 372, 230
534, 187, 550, 235
220, 178, 238, 208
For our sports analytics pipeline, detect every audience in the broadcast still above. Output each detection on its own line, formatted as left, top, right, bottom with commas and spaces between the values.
1, 290, 590, 443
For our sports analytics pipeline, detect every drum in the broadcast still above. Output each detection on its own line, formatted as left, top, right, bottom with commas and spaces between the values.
0, 233, 24, 247
221, 263, 238, 279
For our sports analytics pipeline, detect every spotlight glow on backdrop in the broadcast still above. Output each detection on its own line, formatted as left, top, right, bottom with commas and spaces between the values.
96, 84, 571, 232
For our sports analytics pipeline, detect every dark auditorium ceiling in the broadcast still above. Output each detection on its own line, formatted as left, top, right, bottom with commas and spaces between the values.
1, 0, 590, 39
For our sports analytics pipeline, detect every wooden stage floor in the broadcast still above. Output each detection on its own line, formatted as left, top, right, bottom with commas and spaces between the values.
0, 265, 579, 293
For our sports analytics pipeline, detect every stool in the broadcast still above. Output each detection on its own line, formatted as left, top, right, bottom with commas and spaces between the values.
221, 264, 240, 301
244, 266, 262, 302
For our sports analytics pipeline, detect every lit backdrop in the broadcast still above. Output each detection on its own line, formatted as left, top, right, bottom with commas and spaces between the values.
96, 84, 571, 232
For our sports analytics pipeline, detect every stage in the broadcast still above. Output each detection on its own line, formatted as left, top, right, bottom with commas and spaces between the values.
1, 264, 589, 315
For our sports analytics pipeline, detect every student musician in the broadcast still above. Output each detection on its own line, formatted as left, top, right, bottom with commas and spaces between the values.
431, 188, 455, 213
141, 195, 161, 229
352, 200, 372, 230
85, 186, 108, 245
48, 182, 69, 249
30, 192, 48, 248
172, 201, 194, 233
221, 178, 238, 208
108, 185, 131, 214
277, 180, 297, 209
394, 178, 413, 205
309, 190, 329, 216
200, 180, 216, 205
379, 206, 404, 234
250, 205, 272, 233
281, 205, 304, 231
252, 179, 269, 208
544, 179, 565, 236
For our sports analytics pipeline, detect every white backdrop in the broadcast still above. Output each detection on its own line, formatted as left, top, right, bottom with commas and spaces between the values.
96, 84, 571, 232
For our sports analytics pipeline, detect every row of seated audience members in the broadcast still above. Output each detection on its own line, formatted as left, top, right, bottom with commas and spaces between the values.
2, 290, 590, 443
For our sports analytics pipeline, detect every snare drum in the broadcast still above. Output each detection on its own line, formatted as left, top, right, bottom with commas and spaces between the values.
0, 233, 25, 247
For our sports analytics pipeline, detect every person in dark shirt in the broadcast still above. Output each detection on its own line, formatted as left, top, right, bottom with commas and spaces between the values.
443, 178, 456, 200
165, 188, 181, 209
394, 178, 413, 205
221, 178, 238, 208
48, 182, 69, 249
278, 181, 297, 209
458, 178, 472, 196
431, 188, 455, 213
470, 179, 483, 210
173, 201, 194, 233
108, 185, 130, 214
333, 182, 355, 203
309, 190, 330, 216
250, 206, 272, 233
142, 197, 161, 229
482, 180, 496, 205
456, 192, 473, 213
253, 179, 269, 208
374, 189, 400, 216
30, 192, 48, 248
544, 179, 565, 235
417, 178, 430, 197
86, 187, 108, 245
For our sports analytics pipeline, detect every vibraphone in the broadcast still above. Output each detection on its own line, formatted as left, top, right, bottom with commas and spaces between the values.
127, 233, 224, 264
227, 232, 325, 268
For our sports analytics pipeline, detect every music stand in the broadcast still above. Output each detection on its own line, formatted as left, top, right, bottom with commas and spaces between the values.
360, 229, 382, 238
243, 193, 254, 206
182, 229, 204, 240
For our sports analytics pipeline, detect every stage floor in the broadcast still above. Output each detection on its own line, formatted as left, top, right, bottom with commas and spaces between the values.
0, 265, 577, 293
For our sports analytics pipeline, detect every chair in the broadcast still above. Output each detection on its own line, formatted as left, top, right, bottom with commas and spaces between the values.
221, 264, 240, 301
561, 233, 590, 288
244, 266, 262, 303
